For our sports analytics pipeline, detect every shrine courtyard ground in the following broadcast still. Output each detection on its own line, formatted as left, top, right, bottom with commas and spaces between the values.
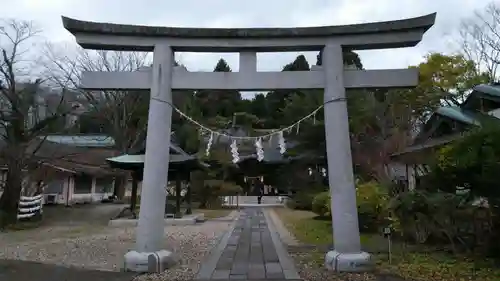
0, 204, 234, 281
4, 201, 492, 281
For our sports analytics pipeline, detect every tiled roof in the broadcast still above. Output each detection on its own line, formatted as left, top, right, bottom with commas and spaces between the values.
392, 83, 500, 159
391, 134, 462, 158
106, 132, 209, 168
434, 106, 480, 126
28, 139, 123, 176
39, 135, 115, 147
472, 84, 500, 98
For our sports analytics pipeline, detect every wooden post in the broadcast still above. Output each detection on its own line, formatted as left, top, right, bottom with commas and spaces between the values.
130, 171, 139, 217
236, 193, 239, 210
175, 176, 182, 218
185, 178, 192, 215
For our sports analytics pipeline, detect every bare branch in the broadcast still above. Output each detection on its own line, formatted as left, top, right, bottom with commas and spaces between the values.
0, 19, 73, 158
0, 19, 41, 84
0, 19, 78, 224
40, 43, 151, 151
459, 2, 500, 81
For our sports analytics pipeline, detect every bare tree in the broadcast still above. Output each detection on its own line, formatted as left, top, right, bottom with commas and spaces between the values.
0, 19, 72, 227
460, 2, 500, 81
41, 44, 151, 199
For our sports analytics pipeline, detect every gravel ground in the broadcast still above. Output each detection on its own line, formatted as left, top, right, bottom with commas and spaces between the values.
0, 221, 231, 280
290, 251, 382, 281
133, 222, 231, 281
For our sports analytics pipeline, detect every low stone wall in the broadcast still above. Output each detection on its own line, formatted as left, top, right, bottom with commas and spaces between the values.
108, 213, 204, 227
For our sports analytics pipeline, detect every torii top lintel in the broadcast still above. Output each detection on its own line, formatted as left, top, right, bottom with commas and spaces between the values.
61, 13, 436, 52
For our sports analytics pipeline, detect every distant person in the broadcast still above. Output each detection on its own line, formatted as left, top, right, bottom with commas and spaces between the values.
257, 182, 263, 204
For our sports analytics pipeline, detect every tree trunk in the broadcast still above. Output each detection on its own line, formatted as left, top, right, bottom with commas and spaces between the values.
0, 162, 24, 228
130, 172, 139, 218
36, 181, 44, 195
113, 176, 126, 200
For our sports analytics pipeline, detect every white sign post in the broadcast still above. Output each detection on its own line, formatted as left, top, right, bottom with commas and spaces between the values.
383, 226, 392, 264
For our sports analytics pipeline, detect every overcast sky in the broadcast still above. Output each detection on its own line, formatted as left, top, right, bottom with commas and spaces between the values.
0, 0, 494, 96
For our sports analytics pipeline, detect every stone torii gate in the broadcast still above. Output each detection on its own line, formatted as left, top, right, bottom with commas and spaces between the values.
61, 13, 436, 273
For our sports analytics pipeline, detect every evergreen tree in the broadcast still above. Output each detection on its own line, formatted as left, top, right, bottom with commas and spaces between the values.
265, 55, 311, 127
316, 49, 363, 69
283, 54, 310, 71
194, 58, 242, 124
213, 58, 232, 72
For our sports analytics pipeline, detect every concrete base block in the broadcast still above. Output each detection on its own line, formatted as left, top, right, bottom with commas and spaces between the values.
123, 250, 176, 273
325, 250, 372, 272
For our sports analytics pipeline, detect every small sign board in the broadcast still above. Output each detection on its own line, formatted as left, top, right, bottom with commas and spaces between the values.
383, 227, 391, 237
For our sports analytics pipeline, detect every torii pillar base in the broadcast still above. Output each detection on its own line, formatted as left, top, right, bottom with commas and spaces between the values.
325, 251, 372, 272
124, 250, 176, 273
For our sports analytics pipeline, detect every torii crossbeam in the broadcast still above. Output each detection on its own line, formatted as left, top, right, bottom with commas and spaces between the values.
61, 12, 436, 273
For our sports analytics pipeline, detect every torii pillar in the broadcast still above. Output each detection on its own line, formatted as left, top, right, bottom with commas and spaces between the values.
61, 13, 436, 273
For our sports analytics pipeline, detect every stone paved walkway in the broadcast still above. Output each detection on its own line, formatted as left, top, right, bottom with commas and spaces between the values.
196, 207, 301, 280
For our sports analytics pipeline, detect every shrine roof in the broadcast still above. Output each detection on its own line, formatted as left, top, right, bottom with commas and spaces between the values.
473, 84, 500, 98
391, 83, 500, 163
106, 153, 196, 164
39, 135, 115, 147
106, 132, 209, 169
62, 13, 435, 39
434, 106, 479, 126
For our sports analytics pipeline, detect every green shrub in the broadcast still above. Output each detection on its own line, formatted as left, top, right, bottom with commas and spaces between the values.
285, 198, 297, 209
287, 191, 317, 210
387, 190, 434, 242
205, 196, 223, 209
356, 181, 388, 232
218, 182, 243, 196
287, 184, 328, 211
191, 176, 243, 209
312, 191, 331, 217
388, 190, 473, 247
288, 182, 389, 233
